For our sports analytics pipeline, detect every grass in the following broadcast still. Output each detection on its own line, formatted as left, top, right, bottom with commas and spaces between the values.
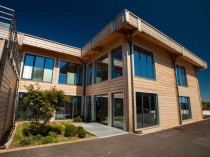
11, 121, 95, 148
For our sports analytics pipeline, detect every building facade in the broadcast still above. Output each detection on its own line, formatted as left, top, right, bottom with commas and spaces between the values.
0, 8, 208, 138
0, 6, 20, 141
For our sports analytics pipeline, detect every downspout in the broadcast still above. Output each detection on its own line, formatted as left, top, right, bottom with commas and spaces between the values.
129, 31, 135, 132
78, 58, 86, 120
173, 56, 182, 125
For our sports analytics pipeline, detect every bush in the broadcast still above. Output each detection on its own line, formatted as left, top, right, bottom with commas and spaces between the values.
48, 131, 57, 138
47, 123, 62, 134
19, 137, 31, 146
14, 131, 22, 140
73, 116, 82, 122
64, 124, 77, 137
28, 122, 51, 136
41, 136, 57, 144
77, 126, 86, 138
28, 122, 42, 136
22, 127, 30, 137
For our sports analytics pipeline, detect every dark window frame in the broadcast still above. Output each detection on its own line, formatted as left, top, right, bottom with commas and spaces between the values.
111, 46, 123, 79
176, 64, 188, 87
179, 96, 192, 121
21, 53, 55, 83
86, 62, 93, 85
58, 60, 83, 86
95, 54, 109, 83
135, 92, 159, 130
133, 45, 156, 80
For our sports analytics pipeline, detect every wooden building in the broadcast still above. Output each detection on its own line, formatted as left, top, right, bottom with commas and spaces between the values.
0, 8, 208, 138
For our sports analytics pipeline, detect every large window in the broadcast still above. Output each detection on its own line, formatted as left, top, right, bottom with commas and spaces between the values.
59, 61, 83, 85
176, 65, 187, 87
95, 54, 108, 83
133, 45, 155, 79
55, 96, 81, 120
136, 92, 158, 129
86, 63, 92, 85
22, 54, 54, 82
112, 46, 123, 78
179, 96, 191, 121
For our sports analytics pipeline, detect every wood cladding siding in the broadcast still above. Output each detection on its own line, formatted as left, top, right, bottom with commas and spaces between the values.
18, 45, 84, 95
0, 40, 18, 141
18, 33, 81, 57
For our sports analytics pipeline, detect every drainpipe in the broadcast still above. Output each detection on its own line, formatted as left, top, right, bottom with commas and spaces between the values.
173, 56, 182, 125
128, 31, 135, 132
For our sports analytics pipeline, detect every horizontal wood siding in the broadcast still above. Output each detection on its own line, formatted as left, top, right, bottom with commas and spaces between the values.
86, 77, 125, 95
18, 45, 84, 95
0, 40, 18, 141
18, 33, 81, 57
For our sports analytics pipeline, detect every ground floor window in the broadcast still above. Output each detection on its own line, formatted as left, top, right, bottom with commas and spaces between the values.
95, 95, 108, 125
179, 96, 191, 121
136, 92, 159, 129
112, 93, 124, 129
16, 92, 31, 121
55, 96, 81, 120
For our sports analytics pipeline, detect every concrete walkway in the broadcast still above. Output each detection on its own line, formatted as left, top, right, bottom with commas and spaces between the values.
73, 122, 127, 138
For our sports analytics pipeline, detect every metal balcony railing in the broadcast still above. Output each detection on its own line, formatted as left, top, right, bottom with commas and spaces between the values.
0, 5, 20, 77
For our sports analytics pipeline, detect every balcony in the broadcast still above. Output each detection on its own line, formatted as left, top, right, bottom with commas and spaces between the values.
0, 5, 20, 77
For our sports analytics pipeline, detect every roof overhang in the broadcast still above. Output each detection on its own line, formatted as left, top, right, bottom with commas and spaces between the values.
81, 9, 207, 70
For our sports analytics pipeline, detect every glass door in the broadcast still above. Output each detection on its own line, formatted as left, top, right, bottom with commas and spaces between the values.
112, 93, 124, 129
95, 95, 108, 125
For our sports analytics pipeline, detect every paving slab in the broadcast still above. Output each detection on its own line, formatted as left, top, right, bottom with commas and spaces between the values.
73, 122, 127, 138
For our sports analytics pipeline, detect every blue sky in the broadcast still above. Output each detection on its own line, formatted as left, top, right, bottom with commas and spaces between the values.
1, 0, 210, 101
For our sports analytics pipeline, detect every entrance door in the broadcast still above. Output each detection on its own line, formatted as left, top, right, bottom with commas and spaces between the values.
95, 95, 108, 125
112, 93, 124, 129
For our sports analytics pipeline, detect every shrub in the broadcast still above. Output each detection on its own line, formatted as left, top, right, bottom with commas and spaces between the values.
22, 127, 30, 137
73, 116, 82, 122
77, 126, 86, 138
14, 131, 22, 140
48, 123, 62, 134
41, 136, 57, 144
19, 137, 31, 146
28, 122, 51, 136
64, 124, 77, 137
48, 131, 57, 138
28, 122, 42, 136
40, 125, 51, 137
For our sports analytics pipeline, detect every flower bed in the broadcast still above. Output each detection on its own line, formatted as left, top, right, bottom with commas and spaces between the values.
11, 122, 94, 148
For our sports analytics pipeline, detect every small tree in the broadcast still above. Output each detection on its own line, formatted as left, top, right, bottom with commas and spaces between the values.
22, 85, 69, 124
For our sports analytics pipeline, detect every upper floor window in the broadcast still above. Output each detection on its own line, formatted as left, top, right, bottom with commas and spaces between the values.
112, 46, 123, 78
176, 65, 187, 86
59, 60, 83, 85
22, 54, 54, 82
86, 63, 92, 85
95, 54, 108, 83
133, 45, 155, 79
